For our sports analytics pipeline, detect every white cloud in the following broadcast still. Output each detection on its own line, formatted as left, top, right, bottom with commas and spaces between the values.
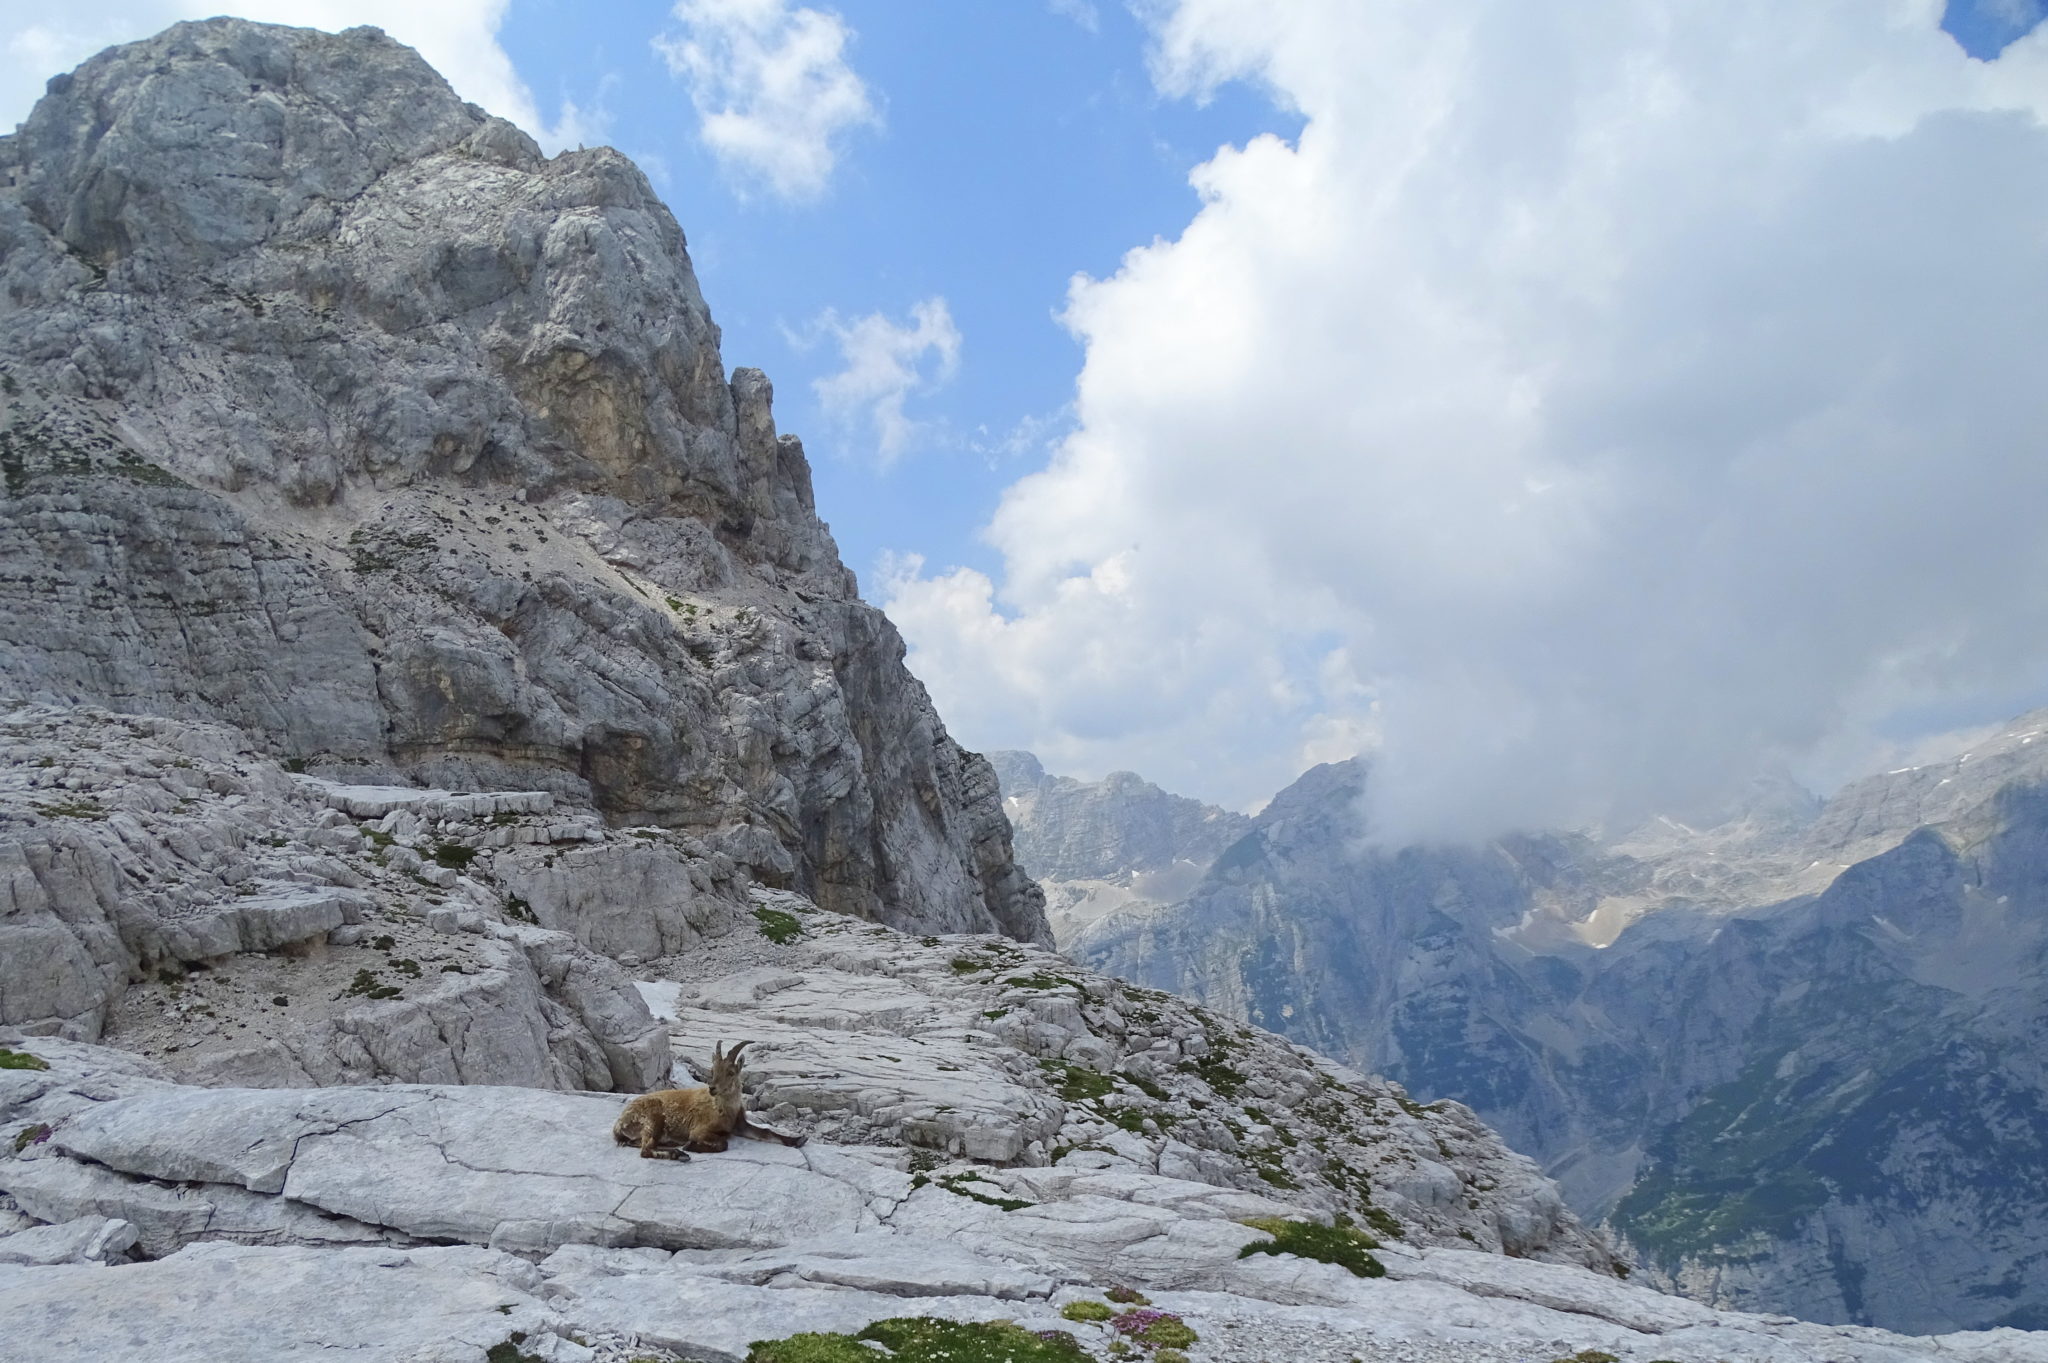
654, 0, 878, 202
804, 298, 963, 465
0, 2, 600, 153
1983, 0, 2044, 29
1050, 0, 1101, 33
886, 0, 2048, 839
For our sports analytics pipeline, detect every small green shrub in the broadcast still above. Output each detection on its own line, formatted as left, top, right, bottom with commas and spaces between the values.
343, 969, 400, 1001
1237, 1217, 1384, 1278
748, 1317, 1092, 1363
1001, 972, 1084, 993
929, 1171, 1032, 1211
1041, 1060, 1114, 1103
0, 1048, 50, 1071
1175, 1056, 1245, 1098
13, 1123, 52, 1153
1060, 1300, 1113, 1323
1549, 1353, 1621, 1363
1109, 1309, 1197, 1350
430, 842, 478, 871
486, 1336, 545, 1363
1124, 1073, 1169, 1102
745, 1335, 875, 1363
504, 895, 537, 924
1359, 1204, 1404, 1239
754, 906, 804, 944
1103, 1285, 1149, 1305
33, 798, 106, 821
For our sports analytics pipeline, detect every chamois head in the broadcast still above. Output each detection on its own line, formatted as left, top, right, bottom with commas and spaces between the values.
709, 1040, 751, 1112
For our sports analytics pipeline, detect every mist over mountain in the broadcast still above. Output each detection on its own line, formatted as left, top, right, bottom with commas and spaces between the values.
1016, 720, 2048, 1333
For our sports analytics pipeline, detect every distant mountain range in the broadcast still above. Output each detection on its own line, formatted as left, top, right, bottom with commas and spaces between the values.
1003, 717, 2048, 1334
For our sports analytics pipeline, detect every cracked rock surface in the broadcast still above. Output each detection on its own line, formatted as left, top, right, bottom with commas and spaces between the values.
0, 16, 1044, 943
5, 1038, 2048, 1362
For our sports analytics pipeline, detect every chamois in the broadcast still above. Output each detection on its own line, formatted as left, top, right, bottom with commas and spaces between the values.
611, 1040, 806, 1160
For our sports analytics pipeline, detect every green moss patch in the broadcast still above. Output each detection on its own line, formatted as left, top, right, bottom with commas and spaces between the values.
1108, 1309, 1198, 1350
910, 1170, 1034, 1212
430, 842, 479, 871
1237, 1217, 1385, 1278
754, 906, 805, 944
748, 1316, 1092, 1363
0, 1048, 50, 1071
342, 969, 401, 1001
1059, 1301, 1113, 1323
33, 798, 106, 821
1041, 1059, 1115, 1103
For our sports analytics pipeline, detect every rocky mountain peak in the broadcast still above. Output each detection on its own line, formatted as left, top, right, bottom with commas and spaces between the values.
0, 18, 1044, 942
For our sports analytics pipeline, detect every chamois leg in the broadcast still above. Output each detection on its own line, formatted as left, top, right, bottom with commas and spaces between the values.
640, 1116, 690, 1161
688, 1132, 730, 1153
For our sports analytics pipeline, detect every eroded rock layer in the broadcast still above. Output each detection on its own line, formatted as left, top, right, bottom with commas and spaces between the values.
0, 18, 1044, 943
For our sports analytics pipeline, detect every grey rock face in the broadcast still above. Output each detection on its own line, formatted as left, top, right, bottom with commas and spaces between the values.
634, 894, 1612, 1268
0, 18, 1044, 944
0, 703, 667, 1092
4, 1037, 2046, 1362
1074, 727, 2048, 1334
992, 751, 1250, 943
993, 751, 1253, 883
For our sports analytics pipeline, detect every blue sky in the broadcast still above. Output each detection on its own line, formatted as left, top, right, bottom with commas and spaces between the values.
496, 0, 1299, 589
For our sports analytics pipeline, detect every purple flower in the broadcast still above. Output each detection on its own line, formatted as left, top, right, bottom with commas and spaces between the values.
1111, 1309, 1172, 1336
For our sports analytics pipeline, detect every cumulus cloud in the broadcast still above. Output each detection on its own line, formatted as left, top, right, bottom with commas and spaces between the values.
654, 0, 878, 202
804, 298, 963, 465
0, 1, 599, 152
885, 0, 2048, 840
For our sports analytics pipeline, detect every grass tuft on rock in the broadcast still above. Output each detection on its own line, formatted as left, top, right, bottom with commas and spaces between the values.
1236, 1216, 1385, 1278
1108, 1308, 1197, 1350
754, 906, 805, 944
1059, 1300, 1113, 1323
0, 1048, 51, 1071
749, 1316, 1093, 1363
430, 842, 478, 871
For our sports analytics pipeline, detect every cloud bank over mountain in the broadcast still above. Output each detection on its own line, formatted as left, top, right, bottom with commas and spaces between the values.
885, 0, 2048, 838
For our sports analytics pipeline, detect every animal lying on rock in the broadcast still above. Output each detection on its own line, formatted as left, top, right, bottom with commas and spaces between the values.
612, 1040, 807, 1160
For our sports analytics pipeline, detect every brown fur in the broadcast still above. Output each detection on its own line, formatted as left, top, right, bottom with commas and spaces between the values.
611, 1040, 806, 1160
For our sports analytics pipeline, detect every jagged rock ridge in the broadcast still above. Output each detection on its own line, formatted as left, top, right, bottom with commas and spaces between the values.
1070, 724, 2048, 1335
992, 751, 1252, 942
0, 17, 1044, 943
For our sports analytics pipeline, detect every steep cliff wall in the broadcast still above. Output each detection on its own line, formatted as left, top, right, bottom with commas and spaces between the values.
0, 19, 1044, 943
991, 751, 1251, 943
